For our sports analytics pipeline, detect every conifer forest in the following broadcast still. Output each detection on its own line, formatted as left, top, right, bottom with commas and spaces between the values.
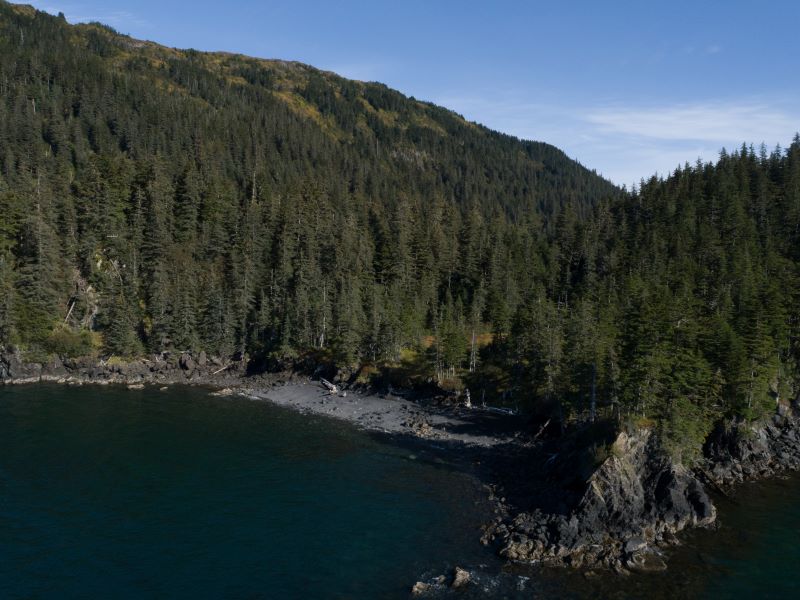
2, 2, 799, 458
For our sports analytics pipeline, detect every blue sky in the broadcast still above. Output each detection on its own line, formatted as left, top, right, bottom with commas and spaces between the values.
22, 0, 800, 186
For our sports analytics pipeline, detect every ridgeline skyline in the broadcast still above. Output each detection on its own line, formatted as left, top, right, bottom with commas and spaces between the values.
22, 0, 800, 186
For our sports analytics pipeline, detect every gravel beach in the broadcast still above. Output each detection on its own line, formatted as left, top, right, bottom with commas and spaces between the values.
241, 381, 525, 448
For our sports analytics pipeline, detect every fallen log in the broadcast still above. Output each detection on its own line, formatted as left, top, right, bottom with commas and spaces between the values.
320, 378, 338, 394
211, 364, 229, 375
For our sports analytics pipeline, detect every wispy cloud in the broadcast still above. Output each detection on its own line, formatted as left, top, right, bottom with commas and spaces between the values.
586, 102, 796, 144
26, 2, 150, 30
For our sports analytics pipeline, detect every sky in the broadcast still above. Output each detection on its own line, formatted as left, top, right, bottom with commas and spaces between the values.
21, 0, 800, 186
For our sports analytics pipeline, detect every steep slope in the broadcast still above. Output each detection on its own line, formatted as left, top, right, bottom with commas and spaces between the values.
482, 142, 800, 455
0, 1, 617, 365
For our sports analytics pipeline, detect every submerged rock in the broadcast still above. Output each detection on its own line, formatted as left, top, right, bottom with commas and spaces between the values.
211, 388, 235, 397
627, 550, 668, 572
624, 537, 647, 554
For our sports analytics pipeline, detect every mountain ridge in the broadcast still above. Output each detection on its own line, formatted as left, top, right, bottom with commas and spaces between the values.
4, 0, 615, 204
0, 0, 619, 372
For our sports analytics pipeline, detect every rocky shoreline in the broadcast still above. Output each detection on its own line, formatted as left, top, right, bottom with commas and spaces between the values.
0, 347, 525, 448
3, 347, 800, 583
485, 429, 716, 574
0, 348, 257, 388
483, 400, 800, 577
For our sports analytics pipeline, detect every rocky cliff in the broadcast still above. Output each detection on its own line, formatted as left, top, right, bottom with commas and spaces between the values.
703, 399, 800, 485
485, 399, 800, 573
487, 429, 714, 572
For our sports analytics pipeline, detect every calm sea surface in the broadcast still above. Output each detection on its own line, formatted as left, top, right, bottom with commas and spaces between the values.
1, 384, 798, 599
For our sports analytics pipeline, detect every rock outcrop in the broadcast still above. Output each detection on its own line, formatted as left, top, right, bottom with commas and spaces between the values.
0, 346, 250, 388
703, 402, 800, 485
490, 429, 715, 570
489, 398, 800, 572
0, 348, 44, 383
451, 566, 471, 588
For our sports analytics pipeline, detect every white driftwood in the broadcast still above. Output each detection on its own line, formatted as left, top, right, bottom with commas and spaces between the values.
320, 378, 338, 394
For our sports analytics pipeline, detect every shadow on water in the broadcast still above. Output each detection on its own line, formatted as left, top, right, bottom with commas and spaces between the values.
365, 404, 599, 518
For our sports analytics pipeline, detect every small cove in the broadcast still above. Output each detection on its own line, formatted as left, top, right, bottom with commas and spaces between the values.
2, 384, 799, 599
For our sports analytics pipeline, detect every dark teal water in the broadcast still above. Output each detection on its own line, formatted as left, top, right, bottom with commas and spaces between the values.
656, 474, 800, 599
533, 472, 800, 600
2, 385, 799, 599
0, 385, 493, 599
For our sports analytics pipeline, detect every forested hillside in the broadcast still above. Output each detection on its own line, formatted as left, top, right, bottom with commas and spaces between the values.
0, 2, 615, 364
1, 2, 799, 459
484, 142, 800, 457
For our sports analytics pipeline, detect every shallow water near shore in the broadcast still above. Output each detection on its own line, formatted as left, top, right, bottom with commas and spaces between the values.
1, 385, 799, 598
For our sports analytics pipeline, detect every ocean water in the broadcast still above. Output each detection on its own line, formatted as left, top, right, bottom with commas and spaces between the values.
530, 472, 800, 600
2, 384, 799, 599
0, 385, 493, 599
639, 473, 800, 599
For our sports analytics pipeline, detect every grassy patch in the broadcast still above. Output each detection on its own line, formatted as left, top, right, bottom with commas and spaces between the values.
44, 326, 98, 358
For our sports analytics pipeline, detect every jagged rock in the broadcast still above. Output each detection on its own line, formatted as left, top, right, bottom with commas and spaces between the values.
703, 411, 800, 486
0, 348, 42, 382
452, 567, 470, 588
624, 537, 647, 554
411, 581, 430, 596
42, 355, 67, 378
179, 353, 196, 372
499, 430, 716, 568
660, 531, 680, 546
495, 405, 800, 572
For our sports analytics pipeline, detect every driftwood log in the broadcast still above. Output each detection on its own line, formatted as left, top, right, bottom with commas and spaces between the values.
320, 378, 338, 394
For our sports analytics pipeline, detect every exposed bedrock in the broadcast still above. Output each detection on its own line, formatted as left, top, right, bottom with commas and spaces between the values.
491, 430, 714, 571
492, 402, 800, 572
